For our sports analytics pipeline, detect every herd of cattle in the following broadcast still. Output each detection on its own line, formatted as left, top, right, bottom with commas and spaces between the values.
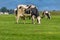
14, 4, 51, 24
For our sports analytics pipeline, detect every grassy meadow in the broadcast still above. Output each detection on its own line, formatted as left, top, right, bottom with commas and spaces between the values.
0, 11, 60, 40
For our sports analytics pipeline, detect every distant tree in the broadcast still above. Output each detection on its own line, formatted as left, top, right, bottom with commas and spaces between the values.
0, 9, 1, 12
0, 7, 8, 13
0, 7, 14, 14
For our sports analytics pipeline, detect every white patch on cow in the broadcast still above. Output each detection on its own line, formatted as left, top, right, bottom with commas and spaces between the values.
31, 5, 35, 8
18, 5, 28, 9
22, 5, 28, 9
45, 11, 49, 13
20, 14, 23, 16
37, 16, 41, 24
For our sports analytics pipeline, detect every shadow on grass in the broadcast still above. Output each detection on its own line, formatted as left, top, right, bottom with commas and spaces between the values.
15, 22, 40, 25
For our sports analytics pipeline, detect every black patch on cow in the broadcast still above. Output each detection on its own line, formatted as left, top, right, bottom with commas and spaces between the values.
24, 9, 30, 14
28, 5, 31, 9
30, 7, 39, 18
15, 10, 17, 16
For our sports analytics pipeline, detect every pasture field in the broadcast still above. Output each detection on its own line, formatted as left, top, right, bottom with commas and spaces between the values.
0, 14, 60, 40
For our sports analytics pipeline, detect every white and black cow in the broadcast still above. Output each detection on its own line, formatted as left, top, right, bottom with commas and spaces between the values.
27, 5, 41, 24
15, 4, 41, 24
41, 10, 51, 19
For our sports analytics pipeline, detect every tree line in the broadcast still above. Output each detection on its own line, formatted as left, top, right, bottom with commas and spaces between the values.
0, 7, 14, 14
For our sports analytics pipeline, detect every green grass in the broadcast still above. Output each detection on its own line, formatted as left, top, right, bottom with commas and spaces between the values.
0, 14, 60, 40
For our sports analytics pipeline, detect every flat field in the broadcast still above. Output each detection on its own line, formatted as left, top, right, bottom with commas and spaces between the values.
0, 14, 60, 40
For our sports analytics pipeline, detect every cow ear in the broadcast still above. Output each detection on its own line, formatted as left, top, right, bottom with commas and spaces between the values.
28, 6, 31, 8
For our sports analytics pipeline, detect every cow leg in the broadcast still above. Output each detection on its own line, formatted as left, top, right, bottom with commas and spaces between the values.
32, 15, 35, 24
48, 13, 51, 19
37, 16, 41, 24
16, 15, 20, 24
48, 15, 50, 19
46, 13, 50, 19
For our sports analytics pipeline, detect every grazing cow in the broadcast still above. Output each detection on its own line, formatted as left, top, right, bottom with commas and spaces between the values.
41, 10, 51, 19
15, 4, 41, 24
27, 5, 41, 24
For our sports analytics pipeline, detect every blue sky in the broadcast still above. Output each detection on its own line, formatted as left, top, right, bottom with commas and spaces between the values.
0, 0, 60, 10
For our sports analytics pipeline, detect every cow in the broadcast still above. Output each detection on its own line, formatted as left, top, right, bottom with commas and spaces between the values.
15, 4, 41, 24
41, 10, 51, 19
27, 5, 41, 24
